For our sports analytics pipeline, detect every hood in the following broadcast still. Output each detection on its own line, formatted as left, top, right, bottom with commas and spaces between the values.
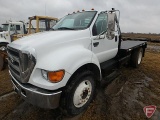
13, 29, 90, 49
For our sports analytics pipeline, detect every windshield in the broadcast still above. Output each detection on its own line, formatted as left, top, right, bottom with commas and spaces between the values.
2, 24, 9, 31
52, 11, 97, 30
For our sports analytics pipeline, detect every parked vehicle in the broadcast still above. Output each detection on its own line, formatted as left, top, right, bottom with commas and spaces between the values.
0, 16, 58, 70
7, 8, 147, 116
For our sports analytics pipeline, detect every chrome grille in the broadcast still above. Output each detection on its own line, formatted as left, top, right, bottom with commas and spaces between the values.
7, 46, 36, 83
8, 47, 21, 81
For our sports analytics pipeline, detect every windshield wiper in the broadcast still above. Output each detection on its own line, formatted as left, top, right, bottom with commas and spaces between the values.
57, 27, 75, 30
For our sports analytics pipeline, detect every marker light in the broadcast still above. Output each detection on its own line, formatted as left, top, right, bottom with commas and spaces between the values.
82, 9, 85, 11
91, 8, 94, 10
48, 70, 65, 83
41, 70, 65, 83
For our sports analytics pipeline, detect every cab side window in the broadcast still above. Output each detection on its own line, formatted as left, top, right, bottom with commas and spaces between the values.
92, 13, 107, 36
16, 25, 20, 30
10, 24, 15, 31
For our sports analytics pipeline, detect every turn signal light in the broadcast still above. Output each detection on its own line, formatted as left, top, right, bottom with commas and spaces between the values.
48, 70, 65, 83
91, 8, 94, 10
82, 9, 85, 11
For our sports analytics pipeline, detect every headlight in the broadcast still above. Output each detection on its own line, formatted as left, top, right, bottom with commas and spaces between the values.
41, 69, 65, 83
41, 70, 48, 79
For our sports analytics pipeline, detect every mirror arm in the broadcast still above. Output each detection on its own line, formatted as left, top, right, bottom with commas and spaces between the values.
93, 30, 106, 40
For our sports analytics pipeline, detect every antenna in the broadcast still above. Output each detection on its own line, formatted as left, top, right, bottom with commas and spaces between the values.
45, 2, 46, 16
9, 18, 12, 22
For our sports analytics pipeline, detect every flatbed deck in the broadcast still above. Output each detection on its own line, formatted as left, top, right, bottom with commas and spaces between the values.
120, 40, 147, 51
100, 40, 147, 75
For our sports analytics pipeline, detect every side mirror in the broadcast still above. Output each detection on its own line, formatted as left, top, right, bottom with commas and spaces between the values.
99, 34, 105, 39
106, 12, 116, 40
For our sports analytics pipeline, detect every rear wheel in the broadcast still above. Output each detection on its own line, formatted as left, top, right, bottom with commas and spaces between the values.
63, 71, 96, 116
131, 48, 143, 68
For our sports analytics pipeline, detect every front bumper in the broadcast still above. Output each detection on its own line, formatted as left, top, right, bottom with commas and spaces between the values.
10, 71, 62, 109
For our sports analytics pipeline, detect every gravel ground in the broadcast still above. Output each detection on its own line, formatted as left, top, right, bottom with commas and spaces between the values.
0, 68, 13, 96
0, 43, 160, 120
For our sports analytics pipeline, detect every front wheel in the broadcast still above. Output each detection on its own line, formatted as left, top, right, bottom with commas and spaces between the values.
63, 71, 96, 116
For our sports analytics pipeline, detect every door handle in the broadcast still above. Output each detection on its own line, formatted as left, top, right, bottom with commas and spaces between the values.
115, 36, 118, 42
93, 42, 99, 47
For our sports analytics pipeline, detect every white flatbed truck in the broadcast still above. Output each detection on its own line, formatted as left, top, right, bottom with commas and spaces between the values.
7, 8, 147, 116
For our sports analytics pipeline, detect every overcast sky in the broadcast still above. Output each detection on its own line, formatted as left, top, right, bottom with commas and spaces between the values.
0, 0, 159, 33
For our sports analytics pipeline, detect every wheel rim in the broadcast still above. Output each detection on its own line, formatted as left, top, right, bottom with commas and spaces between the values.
138, 50, 142, 64
0, 46, 6, 51
73, 80, 92, 108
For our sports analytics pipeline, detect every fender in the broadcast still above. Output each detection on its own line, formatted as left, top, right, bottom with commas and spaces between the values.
91, 53, 102, 80
29, 45, 101, 90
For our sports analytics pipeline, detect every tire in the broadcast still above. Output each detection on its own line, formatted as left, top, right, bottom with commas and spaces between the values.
63, 71, 96, 116
0, 55, 4, 71
0, 43, 7, 51
0, 43, 7, 71
131, 48, 143, 68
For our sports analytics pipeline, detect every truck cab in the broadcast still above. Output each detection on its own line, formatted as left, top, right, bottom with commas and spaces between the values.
0, 22, 25, 44
7, 9, 147, 116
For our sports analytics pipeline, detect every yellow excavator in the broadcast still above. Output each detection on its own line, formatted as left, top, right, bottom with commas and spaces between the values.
0, 16, 58, 70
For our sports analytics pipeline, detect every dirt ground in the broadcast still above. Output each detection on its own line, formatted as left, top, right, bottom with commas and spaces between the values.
122, 33, 160, 41
0, 43, 160, 120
